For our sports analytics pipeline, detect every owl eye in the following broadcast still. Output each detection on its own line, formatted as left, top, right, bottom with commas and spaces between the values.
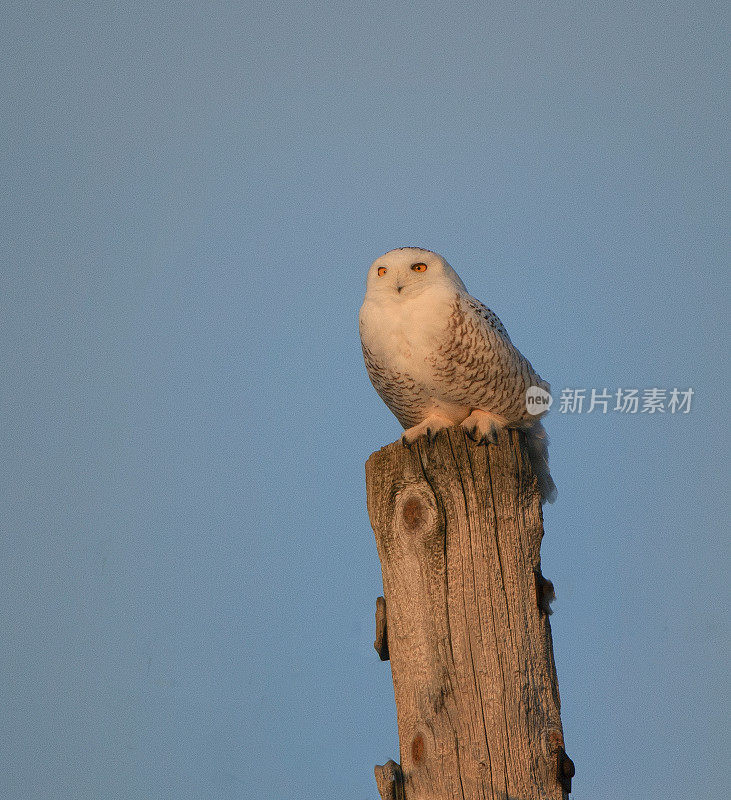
411, 263, 428, 272
377, 267, 387, 276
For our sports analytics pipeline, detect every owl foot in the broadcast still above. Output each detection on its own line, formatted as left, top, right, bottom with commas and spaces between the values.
461, 410, 507, 445
401, 415, 453, 446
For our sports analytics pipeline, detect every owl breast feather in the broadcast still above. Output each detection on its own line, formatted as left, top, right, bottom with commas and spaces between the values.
360, 289, 546, 427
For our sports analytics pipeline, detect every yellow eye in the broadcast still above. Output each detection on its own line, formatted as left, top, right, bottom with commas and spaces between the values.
377, 267, 387, 276
411, 263, 428, 272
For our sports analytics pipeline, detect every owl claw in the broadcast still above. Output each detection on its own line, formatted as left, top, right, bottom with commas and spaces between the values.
402, 417, 452, 445
460, 411, 506, 446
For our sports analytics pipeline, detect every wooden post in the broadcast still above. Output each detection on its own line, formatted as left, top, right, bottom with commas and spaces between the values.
366, 427, 573, 800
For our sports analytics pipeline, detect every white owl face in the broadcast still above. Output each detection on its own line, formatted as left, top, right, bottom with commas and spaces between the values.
365, 247, 466, 298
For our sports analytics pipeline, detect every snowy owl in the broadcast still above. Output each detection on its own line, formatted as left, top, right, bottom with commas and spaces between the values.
359, 247, 556, 503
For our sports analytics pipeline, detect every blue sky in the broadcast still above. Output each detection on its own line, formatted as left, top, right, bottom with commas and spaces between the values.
1, 2, 728, 798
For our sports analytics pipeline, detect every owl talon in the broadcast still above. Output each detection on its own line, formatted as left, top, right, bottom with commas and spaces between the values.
402, 416, 452, 445
460, 411, 506, 445
360, 247, 554, 501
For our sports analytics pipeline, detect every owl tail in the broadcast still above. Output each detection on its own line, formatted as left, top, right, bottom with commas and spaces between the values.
523, 421, 557, 504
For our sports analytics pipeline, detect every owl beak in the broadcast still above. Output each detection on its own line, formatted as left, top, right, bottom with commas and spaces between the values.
396, 285, 404, 293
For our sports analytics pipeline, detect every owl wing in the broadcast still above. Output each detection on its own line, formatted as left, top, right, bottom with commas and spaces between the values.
360, 340, 427, 430
462, 295, 513, 343
429, 292, 548, 422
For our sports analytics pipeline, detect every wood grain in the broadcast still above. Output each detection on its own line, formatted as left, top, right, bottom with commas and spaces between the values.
366, 426, 569, 800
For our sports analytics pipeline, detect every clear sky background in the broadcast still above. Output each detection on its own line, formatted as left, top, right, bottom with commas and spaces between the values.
2, 2, 728, 799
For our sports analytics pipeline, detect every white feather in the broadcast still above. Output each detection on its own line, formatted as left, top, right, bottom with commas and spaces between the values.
360, 247, 556, 503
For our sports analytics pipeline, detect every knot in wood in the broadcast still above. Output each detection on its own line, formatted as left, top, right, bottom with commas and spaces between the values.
402, 496, 427, 530
411, 733, 424, 763
394, 486, 438, 538
542, 727, 566, 764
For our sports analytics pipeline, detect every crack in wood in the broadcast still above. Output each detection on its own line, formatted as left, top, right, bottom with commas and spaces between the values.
366, 428, 570, 799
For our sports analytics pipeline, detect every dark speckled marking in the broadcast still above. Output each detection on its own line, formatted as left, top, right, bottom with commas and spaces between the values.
427, 295, 548, 422
361, 291, 549, 429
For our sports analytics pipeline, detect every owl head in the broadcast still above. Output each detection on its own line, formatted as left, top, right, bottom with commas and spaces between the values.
365, 247, 467, 297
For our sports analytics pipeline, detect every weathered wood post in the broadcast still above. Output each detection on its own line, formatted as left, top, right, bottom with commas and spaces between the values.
366, 427, 573, 800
